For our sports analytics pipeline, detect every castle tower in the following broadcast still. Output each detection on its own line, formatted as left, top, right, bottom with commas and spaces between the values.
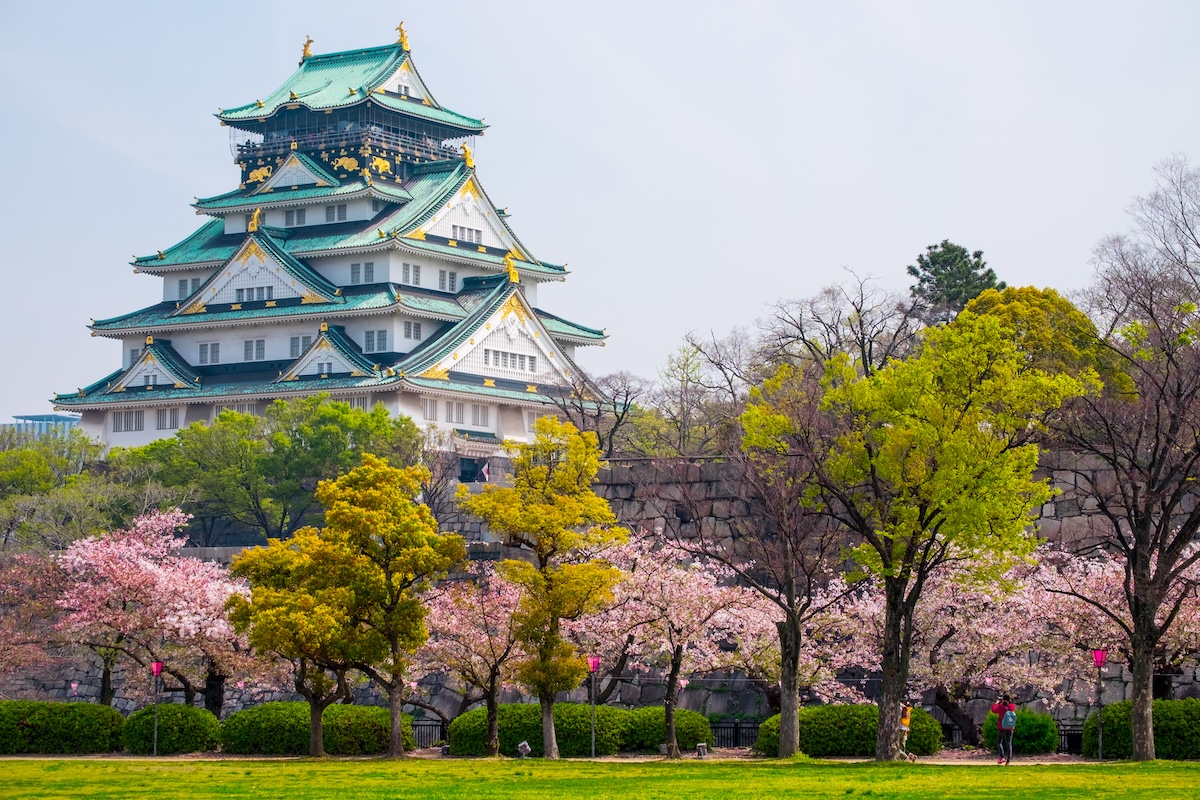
55, 31, 606, 465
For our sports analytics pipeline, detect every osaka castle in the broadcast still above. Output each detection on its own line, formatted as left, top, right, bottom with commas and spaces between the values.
55, 28, 606, 464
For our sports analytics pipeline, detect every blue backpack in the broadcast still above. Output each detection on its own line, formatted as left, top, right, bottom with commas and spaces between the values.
1001, 709, 1017, 731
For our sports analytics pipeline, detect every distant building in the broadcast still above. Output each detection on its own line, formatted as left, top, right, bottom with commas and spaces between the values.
54, 29, 607, 458
0, 414, 81, 437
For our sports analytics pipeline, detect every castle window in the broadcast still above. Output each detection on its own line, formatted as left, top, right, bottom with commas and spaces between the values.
402, 262, 409, 283
178, 279, 189, 299
484, 348, 537, 374
348, 396, 370, 411
445, 401, 464, 424
449, 271, 457, 292
404, 321, 422, 340
244, 339, 266, 361
439, 270, 446, 291
219, 403, 256, 416
471, 404, 489, 427
364, 262, 375, 282
412, 264, 421, 286
156, 408, 180, 430
129, 348, 141, 365
289, 335, 313, 358
199, 342, 219, 365
144, 374, 157, 387
363, 329, 388, 352
236, 286, 273, 303
326, 204, 347, 223
351, 263, 361, 284
191, 278, 201, 294
452, 225, 482, 244
285, 208, 306, 227
317, 361, 333, 374
421, 398, 438, 421
112, 410, 144, 433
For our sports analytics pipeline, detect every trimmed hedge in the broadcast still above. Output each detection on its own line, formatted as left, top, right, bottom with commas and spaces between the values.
753, 704, 942, 758
621, 707, 712, 752
220, 702, 414, 755
1082, 698, 1200, 760
982, 709, 1058, 755
0, 700, 123, 754
448, 703, 628, 757
124, 704, 221, 755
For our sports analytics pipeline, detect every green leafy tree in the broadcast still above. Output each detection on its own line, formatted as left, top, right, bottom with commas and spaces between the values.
134, 394, 421, 540
228, 528, 382, 757
315, 454, 465, 757
751, 311, 1088, 760
907, 240, 1005, 325
457, 418, 627, 759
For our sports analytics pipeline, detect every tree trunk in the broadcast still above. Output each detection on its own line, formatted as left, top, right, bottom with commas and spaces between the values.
99, 657, 115, 706
387, 682, 407, 758
664, 644, 684, 759
309, 700, 327, 758
486, 679, 501, 757
540, 694, 559, 759
1130, 635, 1156, 761
875, 581, 911, 761
776, 618, 803, 758
934, 685, 980, 746
201, 668, 226, 718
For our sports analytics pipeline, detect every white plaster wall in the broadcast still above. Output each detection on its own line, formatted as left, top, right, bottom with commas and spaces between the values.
308, 252, 392, 287
426, 193, 508, 251
161, 269, 218, 302
455, 318, 568, 384
156, 321, 329, 367
219, 198, 376, 236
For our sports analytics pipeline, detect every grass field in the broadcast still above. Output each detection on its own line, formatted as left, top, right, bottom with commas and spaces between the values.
1, 758, 1197, 800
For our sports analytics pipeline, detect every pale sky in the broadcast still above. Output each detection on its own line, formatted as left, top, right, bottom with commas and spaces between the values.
2, 1, 1198, 421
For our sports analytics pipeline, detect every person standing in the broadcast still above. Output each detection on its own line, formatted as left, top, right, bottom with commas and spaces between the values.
991, 694, 1017, 765
899, 703, 917, 762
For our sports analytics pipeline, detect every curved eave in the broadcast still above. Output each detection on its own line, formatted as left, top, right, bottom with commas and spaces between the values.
194, 183, 411, 215
216, 93, 486, 136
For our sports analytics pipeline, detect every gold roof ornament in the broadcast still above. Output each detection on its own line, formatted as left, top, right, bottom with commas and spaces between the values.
460, 143, 474, 169
396, 22, 409, 51
320, 322, 329, 332
504, 254, 520, 284
289, 91, 298, 100
145, 335, 154, 345
157, 251, 166, 260
302, 35, 314, 60
248, 207, 262, 232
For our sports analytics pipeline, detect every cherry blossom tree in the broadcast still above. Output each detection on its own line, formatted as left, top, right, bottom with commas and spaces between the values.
0, 553, 64, 685
57, 510, 251, 715
421, 565, 526, 756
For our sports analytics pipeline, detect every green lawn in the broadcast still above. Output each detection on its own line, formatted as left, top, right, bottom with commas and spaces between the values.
0, 758, 1195, 799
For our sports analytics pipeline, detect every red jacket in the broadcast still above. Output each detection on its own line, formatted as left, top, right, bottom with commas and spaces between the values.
991, 702, 1016, 730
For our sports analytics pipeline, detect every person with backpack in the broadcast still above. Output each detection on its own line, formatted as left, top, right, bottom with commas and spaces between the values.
991, 694, 1017, 765
899, 703, 917, 762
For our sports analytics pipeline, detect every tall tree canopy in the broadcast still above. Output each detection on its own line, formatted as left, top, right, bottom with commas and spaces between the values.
907, 239, 1005, 325
458, 418, 627, 759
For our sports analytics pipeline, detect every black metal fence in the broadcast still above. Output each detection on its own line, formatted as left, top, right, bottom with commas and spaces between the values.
940, 723, 1085, 755
412, 719, 448, 749
709, 720, 760, 749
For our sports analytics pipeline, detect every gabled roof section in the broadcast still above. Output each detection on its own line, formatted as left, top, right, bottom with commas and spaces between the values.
216, 43, 486, 135
107, 338, 201, 394
257, 151, 340, 192
278, 324, 383, 382
397, 278, 585, 387
174, 232, 342, 315
534, 309, 607, 345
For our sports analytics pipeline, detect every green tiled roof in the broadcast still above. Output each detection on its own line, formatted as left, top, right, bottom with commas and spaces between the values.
402, 375, 555, 404
195, 180, 412, 212
398, 280, 514, 376
216, 44, 485, 135
534, 309, 606, 342
140, 339, 201, 387
56, 374, 393, 407
308, 324, 381, 377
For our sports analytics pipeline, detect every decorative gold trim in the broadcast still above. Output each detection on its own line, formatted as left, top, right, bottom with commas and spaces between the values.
300, 292, 325, 304
396, 22, 409, 50
483, 378, 495, 387
265, 300, 276, 308
504, 255, 520, 284
460, 143, 474, 168
448, 240, 457, 247
230, 303, 242, 310
405, 228, 426, 240
301, 35, 313, 60
320, 322, 329, 332
526, 384, 538, 393
420, 365, 450, 380
237, 237, 267, 263
145, 335, 154, 345
501, 296, 528, 323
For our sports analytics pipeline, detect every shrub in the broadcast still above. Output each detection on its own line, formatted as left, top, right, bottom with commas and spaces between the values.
621, 707, 712, 752
222, 702, 309, 755
221, 701, 415, 755
448, 703, 627, 757
323, 704, 415, 754
0, 701, 124, 754
123, 704, 220, 755
753, 705, 942, 758
1082, 698, 1200, 760
981, 709, 1058, 755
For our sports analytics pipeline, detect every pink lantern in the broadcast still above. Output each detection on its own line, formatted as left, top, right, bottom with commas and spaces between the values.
984, 676, 993, 687
151, 661, 163, 677
678, 679, 689, 690
588, 656, 600, 674
237, 681, 245, 690
70, 682, 78, 694
1093, 649, 1108, 669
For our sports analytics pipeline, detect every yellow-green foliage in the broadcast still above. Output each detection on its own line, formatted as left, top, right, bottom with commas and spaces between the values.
458, 419, 627, 700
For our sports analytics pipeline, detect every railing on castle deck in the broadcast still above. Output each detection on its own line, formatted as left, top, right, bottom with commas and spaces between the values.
236, 128, 461, 163
411, 719, 449, 749
709, 720, 759, 749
